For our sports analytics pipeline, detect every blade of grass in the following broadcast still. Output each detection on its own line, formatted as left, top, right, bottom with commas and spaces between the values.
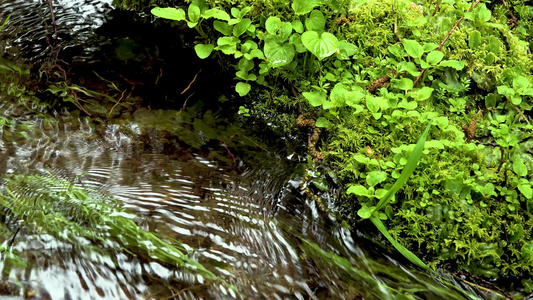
374, 120, 433, 212
0, 15, 10, 31
370, 216, 432, 272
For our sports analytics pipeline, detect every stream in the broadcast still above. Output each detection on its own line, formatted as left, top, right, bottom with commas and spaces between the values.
0, 0, 495, 299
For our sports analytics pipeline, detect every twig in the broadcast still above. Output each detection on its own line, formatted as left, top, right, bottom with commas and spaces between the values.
108, 89, 127, 116
413, 0, 483, 87
70, 90, 92, 116
180, 92, 195, 112
180, 69, 202, 95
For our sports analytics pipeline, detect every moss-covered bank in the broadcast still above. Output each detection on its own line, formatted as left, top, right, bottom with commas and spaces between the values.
125, 0, 533, 292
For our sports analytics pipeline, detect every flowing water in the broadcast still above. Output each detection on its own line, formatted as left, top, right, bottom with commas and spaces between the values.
0, 1, 499, 299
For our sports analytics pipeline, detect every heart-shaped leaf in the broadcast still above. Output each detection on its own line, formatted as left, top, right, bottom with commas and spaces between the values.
236, 82, 251, 96
194, 44, 214, 59
301, 31, 338, 60
265, 17, 282, 34
264, 41, 295, 68
305, 10, 325, 31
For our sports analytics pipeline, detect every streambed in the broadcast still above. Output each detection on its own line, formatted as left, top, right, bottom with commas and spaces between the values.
0, 0, 497, 299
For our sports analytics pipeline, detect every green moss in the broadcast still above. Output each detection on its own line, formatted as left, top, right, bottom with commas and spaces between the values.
145, 0, 533, 287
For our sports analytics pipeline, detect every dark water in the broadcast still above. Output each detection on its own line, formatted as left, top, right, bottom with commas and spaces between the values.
0, 1, 498, 299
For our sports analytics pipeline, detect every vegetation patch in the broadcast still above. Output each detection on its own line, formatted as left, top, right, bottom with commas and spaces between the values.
147, 0, 533, 291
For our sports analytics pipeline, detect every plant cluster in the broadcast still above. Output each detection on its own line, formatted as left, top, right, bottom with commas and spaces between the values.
149, 0, 533, 289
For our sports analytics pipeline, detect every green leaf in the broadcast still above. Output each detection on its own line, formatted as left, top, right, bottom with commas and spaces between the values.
315, 117, 331, 128
264, 41, 295, 67
388, 44, 404, 58
477, 4, 491, 22
397, 61, 419, 76
370, 217, 433, 272
513, 75, 531, 93
366, 95, 380, 113
438, 60, 464, 70
235, 71, 257, 81
188, 4, 201, 23
394, 78, 413, 91
233, 18, 251, 37
513, 158, 528, 177
488, 36, 501, 55
238, 58, 254, 72
366, 171, 387, 187
469, 30, 482, 49
305, 10, 326, 32
426, 51, 444, 65
410, 87, 434, 101
303, 91, 327, 107
422, 43, 439, 52
265, 17, 281, 34
357, 205, 373, 219
403, 39, 423, 58
497, 85, 515, 97
292, 0, 320, 15
230, 7, 240, 18
278, 23, 293, 42
485, 93, 497, 109
434, 116, 448, 128
239, 7, 252, 18
512, 95, 522, 105
406, 16, 427, 27
151, 7, 186, 21
301, 31, 339, 60
213, 20, 231, 35
236, 82, 251, 96
216, 36, 238, 54
346, 185, 370, 197
202, 8, 230, 21
291, 20, 304, 33
519, 183, 533, 199
374, 120, 433, 212
337, 41, 357, 60
194, 44, 214, 59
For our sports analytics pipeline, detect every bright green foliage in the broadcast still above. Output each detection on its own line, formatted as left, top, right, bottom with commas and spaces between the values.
148, 0, 533, 285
